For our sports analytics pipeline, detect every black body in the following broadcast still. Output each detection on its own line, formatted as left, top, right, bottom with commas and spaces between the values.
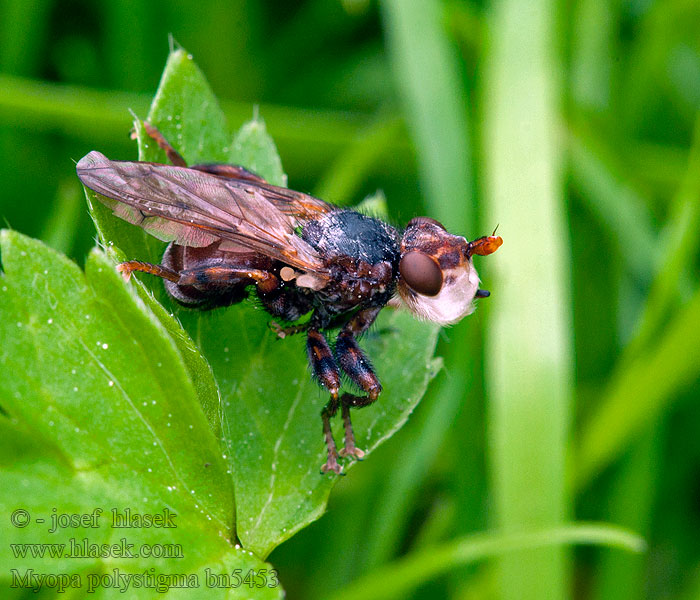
160, 208, 400, 328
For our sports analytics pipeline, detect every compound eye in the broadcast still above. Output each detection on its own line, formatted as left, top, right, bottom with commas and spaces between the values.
399, 251, 443, 296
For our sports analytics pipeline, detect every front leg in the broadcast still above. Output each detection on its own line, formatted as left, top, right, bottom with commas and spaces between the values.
307, 329, 343, 474
334, 307, 382, 459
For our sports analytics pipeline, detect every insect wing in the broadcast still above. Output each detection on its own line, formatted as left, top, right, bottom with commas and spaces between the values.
77, 151, 329, 277
254, 183, 336, 221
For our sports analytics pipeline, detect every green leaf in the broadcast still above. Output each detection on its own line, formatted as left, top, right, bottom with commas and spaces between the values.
0, 230, 281, 599
200, 305, 441, 558
84, 188, 222, 436
353, 189, 389, 218
230, 113, 287, 187
86, 46, 441, 558
143, 48, 231, 165
85, 49, 223, 435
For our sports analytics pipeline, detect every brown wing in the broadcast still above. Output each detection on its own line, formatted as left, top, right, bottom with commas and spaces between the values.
191, 162, 336, 221
76, 151, 330, 279
250, 181, 336, 221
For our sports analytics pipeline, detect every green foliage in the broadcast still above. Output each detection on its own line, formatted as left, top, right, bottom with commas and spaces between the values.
328, 523, 645, 600
0, 231, 280, 599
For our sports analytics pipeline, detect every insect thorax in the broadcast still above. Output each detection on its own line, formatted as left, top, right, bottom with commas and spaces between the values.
301, 210, 400, 266
301, 210, 400, 312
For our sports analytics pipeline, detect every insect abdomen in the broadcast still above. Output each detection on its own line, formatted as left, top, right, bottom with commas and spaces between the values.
161, 243, 270, 309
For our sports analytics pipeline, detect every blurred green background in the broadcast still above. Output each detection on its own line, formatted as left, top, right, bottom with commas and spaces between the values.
1, 0, 700, 599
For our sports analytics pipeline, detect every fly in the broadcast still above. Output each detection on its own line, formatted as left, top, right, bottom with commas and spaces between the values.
76, 123, 502, 474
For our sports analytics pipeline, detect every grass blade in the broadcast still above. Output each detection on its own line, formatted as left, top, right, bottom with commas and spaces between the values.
577, 114, 700, 489
481, 0, 573, 598
591, 430, 660, 600
576, 283, 700, 487
39, 179, 83, 256
327, 523, 645, 600
379, 0, 472, 229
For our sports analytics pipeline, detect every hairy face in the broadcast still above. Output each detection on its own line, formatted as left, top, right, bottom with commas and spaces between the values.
397, 218, 483, 326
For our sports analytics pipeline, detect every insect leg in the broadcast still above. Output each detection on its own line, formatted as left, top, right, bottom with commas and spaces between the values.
178, 266, 280, 294
321, 395, 341, 475
142, 121, 266, 183
339, 402, 364, 459
142, 122, 188, 167
189, 163, 268, 184
339, 391, 385, 460
117, 261, 180, 283
336, 334, 382, 401
334, 308, 382, 459
307, 329, 343, 474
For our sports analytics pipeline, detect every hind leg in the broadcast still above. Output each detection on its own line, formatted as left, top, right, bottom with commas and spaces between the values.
141, 121, 188, 167
142, 121, 266, 182
117, 260, 180, 283
118, 253, 280, 308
